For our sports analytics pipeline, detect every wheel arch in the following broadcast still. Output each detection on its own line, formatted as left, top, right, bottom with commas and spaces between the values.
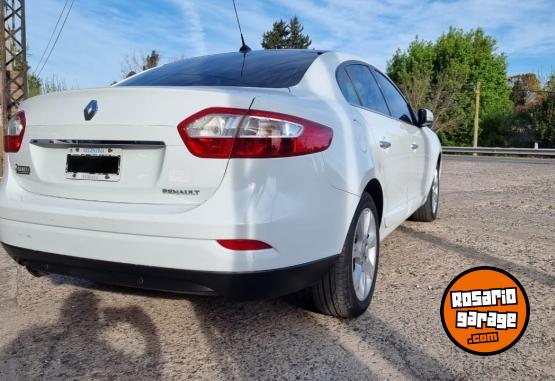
437, 152, 443, 180
363, 178, 383, 226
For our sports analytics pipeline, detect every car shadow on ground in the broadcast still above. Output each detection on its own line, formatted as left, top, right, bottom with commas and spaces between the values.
397, 225, 554, 287
1, 273, 464, 380
187, 294, 462, 380
187, 296, 377, 380
0, 290, 163, 380
338, 314, 462, 380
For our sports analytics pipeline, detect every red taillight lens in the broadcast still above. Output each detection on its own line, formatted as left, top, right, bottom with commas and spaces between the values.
177, 108, 333, 158
217, 239, 272, 251
178, 108, 245, 158
4, 111, 26, 153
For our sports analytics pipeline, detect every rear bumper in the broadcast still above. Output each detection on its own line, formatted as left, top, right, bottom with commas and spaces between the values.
3, 243, 338, 299
0, 154, 359, 272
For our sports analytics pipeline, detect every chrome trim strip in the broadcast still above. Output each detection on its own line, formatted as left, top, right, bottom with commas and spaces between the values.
30, 139, 165, 150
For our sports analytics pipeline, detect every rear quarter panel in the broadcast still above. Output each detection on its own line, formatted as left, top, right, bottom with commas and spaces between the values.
423, 126, 442, 189
292, 52, 380, 198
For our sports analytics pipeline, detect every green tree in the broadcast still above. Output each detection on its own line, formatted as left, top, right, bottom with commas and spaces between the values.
288, 16, 311, 48
387, 28, 512, 146
536, 97, 555, 147
510, 79, 528, 107
28, 74, 41, 97
41, 75, 68, 93
532, 74, 555, 147
143, 50, 160, 70
509, 73, 541, 108
545, 74, 555, 93
262, 20, 289, 49
122, 50, 161, 78
261, 17, 311, 49
26, 73, 68, 96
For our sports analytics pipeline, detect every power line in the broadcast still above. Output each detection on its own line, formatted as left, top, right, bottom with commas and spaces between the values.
33, 0, 70, 75
36, 0, 75, 77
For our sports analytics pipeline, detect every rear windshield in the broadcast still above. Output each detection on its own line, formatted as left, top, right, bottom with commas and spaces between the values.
117, 50, 323, 89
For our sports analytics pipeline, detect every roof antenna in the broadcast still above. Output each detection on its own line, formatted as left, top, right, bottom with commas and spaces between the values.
232, 0, 251, 53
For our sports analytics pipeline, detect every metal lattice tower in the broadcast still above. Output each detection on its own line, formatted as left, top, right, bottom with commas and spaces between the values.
0, 0, 27, 134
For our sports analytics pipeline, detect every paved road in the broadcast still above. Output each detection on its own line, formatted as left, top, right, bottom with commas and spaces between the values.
1, 158, 554, 380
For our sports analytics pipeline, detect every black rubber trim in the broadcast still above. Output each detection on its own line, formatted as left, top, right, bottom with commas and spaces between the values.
2, 243, 339, 300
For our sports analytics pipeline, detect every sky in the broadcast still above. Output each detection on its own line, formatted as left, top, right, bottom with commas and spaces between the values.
26, 0, 555, 89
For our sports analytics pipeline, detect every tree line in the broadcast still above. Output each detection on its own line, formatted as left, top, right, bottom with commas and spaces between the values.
25, 18, 554, 148
387, 27, 555, 148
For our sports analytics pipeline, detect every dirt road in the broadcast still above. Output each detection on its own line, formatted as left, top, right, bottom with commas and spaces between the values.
1, 157, 554, 380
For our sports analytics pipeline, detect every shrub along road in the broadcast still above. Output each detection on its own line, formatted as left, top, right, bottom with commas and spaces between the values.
0, 157, 553, 380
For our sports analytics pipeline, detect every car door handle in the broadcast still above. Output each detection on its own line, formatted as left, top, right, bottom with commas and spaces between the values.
379, 140, 391, 149
411, 143, 419, 150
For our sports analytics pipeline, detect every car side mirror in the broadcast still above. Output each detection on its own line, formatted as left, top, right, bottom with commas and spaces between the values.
418, 109, 434, 127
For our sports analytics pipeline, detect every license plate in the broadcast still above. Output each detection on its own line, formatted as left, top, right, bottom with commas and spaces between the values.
65, 147, 121, 181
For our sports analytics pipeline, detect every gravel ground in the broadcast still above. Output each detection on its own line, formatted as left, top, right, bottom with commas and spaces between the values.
0, 157, 554, 380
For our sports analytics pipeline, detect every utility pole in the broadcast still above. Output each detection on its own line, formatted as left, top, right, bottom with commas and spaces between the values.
0, 0, 27, 165
472, 81, 481, 149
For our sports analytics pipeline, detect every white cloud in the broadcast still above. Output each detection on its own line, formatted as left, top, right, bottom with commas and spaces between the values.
271, 0, 555, 71
26, 0, 555, 87
171, 0, 207, 56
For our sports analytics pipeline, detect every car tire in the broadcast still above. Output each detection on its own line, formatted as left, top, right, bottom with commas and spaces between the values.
410, 166, 440, 222
310, 192, 380, 318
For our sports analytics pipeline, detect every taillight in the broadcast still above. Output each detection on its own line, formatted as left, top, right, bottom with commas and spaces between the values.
4, 111, 26, 153
217, 239, 272, 251
177, 108, 333, 158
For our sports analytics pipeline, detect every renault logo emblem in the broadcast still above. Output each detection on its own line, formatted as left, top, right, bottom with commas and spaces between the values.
84, 100, 98, 121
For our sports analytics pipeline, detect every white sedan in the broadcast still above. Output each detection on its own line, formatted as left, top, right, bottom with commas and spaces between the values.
0, 50, 441, 317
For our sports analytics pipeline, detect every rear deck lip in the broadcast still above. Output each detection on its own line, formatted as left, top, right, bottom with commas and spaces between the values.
2, 243, 339, 300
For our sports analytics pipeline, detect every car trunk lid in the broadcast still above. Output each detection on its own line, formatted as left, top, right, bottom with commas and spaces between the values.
11, 87, 256, 205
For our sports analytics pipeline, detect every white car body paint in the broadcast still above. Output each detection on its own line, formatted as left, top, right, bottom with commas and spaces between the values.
0, 51, 441, 278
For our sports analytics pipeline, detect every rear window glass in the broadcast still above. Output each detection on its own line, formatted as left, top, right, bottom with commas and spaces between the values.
117, 50, 323, 89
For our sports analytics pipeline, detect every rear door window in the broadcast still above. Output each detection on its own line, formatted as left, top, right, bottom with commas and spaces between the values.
337, 68, 361, 105
344, 65, 390, 115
